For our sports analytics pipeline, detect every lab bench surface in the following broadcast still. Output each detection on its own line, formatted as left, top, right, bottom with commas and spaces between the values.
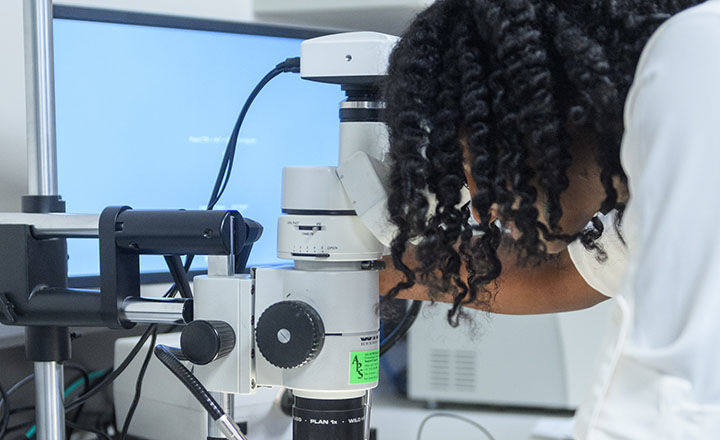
371, 390, 574, 440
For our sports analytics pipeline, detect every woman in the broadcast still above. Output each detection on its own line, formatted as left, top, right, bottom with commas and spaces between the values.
379, 0, 720, 438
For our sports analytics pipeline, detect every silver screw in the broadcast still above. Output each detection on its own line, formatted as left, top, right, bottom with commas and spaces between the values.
277, 328, 291, 344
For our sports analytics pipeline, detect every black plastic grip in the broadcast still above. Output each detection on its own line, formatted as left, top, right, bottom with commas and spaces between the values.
114, 209, 244, 255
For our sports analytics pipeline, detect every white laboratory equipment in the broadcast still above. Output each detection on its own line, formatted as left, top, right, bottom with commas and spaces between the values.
407, 301, 613, 409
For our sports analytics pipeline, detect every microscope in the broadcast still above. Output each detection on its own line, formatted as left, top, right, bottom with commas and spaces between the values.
0, 1, 400, 437
185, 32, 399, 440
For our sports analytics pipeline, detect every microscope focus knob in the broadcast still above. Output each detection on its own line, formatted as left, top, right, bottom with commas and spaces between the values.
255, 301, 325, 369
180, 320, 236, 365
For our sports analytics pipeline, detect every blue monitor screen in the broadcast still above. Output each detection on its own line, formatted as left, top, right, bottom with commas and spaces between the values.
53, 14, 344, 278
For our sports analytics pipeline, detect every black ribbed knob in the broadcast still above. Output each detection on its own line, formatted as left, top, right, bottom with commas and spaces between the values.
180, 320, 236, 365
255, 301, 325, 369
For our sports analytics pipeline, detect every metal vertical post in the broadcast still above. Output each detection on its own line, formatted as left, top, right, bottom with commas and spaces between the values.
207, 392, 235, 439
34, 362, 65, 440
23, 0, 58, 197
23, 2, 66, 440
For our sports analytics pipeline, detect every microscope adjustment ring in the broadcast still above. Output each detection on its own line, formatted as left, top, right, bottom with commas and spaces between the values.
255, 300, 325, 369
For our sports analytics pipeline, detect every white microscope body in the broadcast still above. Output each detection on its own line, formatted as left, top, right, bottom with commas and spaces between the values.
190, 32, 398, 440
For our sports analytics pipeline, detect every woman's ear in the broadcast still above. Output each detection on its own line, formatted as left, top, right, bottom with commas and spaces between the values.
612, 175, 629, 204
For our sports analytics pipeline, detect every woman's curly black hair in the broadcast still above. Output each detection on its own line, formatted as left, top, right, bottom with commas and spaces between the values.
383, 0, 701, 325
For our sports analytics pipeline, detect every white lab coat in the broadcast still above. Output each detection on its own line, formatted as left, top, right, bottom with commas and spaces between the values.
567, 1, 720, 438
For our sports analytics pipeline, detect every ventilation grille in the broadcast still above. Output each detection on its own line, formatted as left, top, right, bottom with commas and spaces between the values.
428, 349, 477, 392
429, 349, 451, 389
453, 350, 477, 392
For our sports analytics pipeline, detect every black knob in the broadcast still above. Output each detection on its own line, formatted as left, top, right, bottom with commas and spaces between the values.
255, 301, 325, 369
180, 320, 236, 365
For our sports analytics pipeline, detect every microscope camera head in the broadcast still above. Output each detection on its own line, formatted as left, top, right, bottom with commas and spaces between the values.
300, 31, 399, 88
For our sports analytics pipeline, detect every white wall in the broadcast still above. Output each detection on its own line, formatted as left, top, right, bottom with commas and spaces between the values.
0, 0, 29, 212
0, 0, 255, 212
254, 0, 429, 34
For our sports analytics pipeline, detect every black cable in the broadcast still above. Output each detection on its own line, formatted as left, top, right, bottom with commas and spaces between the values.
379, 300, 422, 357
164, 255, 193, 298
65, 420, 112, 440
52, 284, 177, 418
107, 242, 191, 437
0, 373, 35, 439
2, 374, 34, 402
207, 57, 300, 210
0, 380, 10, 439
161, 255, 192, 301
1, 369, 93, 439
64, 362, 90, 381
64, 324, 157, 413
63, 282, 180, 415
119, 326, 158, 440
8, 406, 34, 417
3, 420, 34, 437
1, 359, 94, 437
163, 279, 181, 299
153, 345, 224, 420
64, 363, 91, 438
416, 413, 496, 440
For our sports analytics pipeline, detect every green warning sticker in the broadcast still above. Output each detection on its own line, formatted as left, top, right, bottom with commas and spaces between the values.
349, 349, 379, 384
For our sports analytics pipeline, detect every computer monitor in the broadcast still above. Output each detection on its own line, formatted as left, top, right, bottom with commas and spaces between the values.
52, 7, 346, 286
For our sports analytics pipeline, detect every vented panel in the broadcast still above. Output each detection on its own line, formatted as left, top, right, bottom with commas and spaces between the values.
429, 349, 450, 390
428, 349, 477, 392
453, 350, 477, 392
